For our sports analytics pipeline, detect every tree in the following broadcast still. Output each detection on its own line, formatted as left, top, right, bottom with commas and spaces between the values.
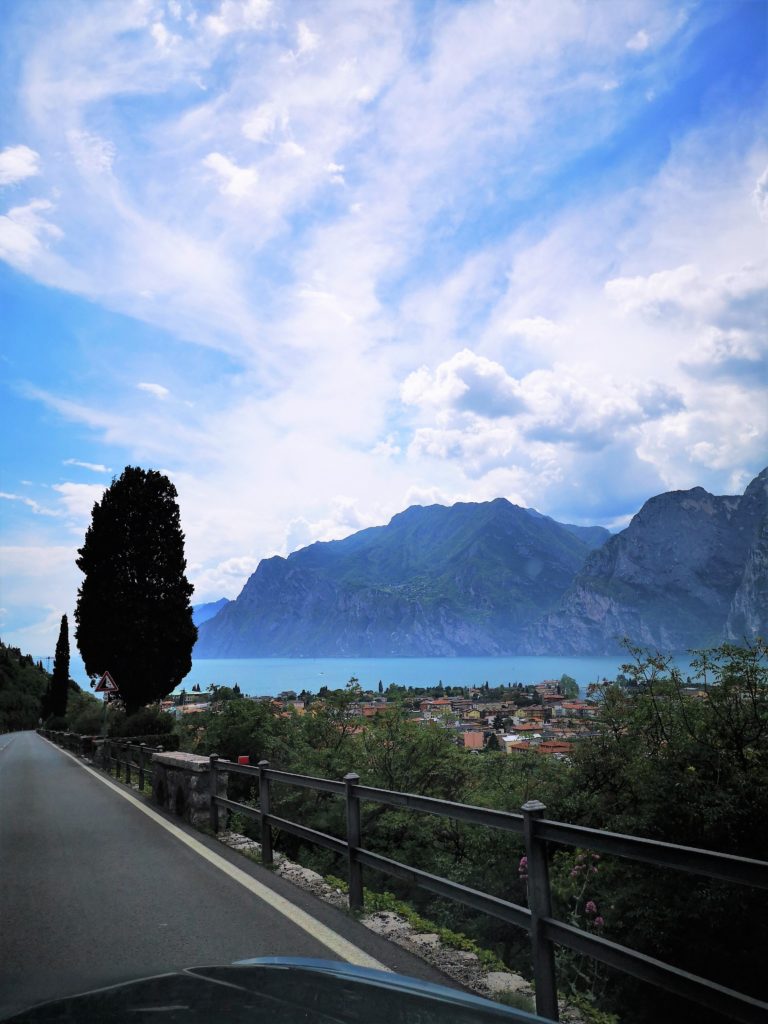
75, 466, 197, 713
564, 641, 768, 1023
558, 673, 579, 698
378, 679, 384, 695
49, 614, 70, 718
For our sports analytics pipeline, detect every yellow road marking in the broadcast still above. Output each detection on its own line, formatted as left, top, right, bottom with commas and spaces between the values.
40, 735, 388, 972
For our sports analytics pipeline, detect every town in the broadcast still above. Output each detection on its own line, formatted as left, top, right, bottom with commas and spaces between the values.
167, 679, 599, 760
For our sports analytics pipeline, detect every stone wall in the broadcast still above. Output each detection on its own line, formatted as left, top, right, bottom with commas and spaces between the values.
151, 751, 229, 827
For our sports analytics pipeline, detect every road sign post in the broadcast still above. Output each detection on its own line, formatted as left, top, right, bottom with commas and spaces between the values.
94, 672, 120, 736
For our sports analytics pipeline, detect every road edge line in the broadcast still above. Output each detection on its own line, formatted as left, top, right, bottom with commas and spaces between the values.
39, 735, 388, 972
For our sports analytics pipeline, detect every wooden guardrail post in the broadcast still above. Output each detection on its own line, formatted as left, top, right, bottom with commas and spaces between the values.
125, 744, 132, 786
522, 799, 559, 1021
344, 772, 364, 911
209, 754, 220, 832
138, 743, 145, 791
258, 760, 273, 865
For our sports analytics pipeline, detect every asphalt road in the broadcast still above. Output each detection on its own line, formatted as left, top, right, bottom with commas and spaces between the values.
0, 731, 454, 1017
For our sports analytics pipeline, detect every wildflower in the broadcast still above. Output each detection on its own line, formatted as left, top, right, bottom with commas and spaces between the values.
518, 856, 528, 873
591, 866, 598, 873
576, 853, 586, 863
585, 900, 598, 915
591, 853, 600, 861
594, 916, 605, 927
570, 869, 579, 878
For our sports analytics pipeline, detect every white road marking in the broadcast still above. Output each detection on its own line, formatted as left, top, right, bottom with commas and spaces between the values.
40, 736, 388, 972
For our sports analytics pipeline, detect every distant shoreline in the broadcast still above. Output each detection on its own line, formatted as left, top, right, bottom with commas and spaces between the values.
64, 652, 697, 701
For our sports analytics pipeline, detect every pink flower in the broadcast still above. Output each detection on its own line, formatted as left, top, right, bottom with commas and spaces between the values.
585, 901, 598, 915
518, 856, 528, 873
570, 869, 579, 878
594, 916, 605, 927
591, 866, 598, 873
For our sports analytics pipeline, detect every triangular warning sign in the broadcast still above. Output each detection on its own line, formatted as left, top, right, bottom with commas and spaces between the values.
95, 671, 119, 694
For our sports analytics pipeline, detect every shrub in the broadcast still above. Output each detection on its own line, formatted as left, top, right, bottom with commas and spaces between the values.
111, 706, 176, 738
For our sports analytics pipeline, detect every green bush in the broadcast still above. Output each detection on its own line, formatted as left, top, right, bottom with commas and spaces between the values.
112, 706, 176, 737
69, 705, 105, 734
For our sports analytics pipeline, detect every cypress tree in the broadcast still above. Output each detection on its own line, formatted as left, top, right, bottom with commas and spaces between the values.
50, 614, 70, 718
75, 466, 197, 713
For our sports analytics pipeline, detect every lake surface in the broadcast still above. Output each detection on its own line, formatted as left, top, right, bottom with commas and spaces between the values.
69, 652, 694, 698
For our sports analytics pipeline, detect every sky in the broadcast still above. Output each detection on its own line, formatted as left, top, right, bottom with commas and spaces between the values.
0, 0, 766, 660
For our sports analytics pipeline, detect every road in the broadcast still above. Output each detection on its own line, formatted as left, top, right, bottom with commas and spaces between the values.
0, 731, 453, 1017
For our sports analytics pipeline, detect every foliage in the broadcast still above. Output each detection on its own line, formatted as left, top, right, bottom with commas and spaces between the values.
75, 466, 197, 713
47, 615, 71, 718
562, 640, 768, 1023
550, 848, 610, 1006
325, 877, 509, 974
494, 991, 536, 1013
558, 673, 579, 698
0, 640, 49, 731
65, 687, 104, 733
110, 706, 177, 737
183, 698, 293, 765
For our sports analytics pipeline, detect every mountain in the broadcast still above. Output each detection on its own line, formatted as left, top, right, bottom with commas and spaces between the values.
192, 598, 231, 627
195, 499, 610, 657
195, 470, 767, 658
522, 468, 768, 654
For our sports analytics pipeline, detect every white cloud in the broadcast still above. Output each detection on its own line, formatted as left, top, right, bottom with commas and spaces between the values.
284, 496, 378, 555
402, 349, 686, 484
190, 555, 260, 601
504, 317, 563, 342
0, 492, 59, 516
0, 145, 40, 186
370, 434, 401, 458
605, 264, 707, 317
151, 21, 181, 50
63, 459, 112, 473
242, 103, 279, 142
754, 167, 768, 222
402, 349, 526, 419
203, 152, 258, 198
626, 29, 650, 52
0, 199, 62, 268
206, 0, 270, 37
67, 129, 115, 174
51, 482, 106, 522
296, 21, 319, 57
137, 381, 170, 399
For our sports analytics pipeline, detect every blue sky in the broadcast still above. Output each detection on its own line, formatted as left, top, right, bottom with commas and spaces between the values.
1, 0, 766, 658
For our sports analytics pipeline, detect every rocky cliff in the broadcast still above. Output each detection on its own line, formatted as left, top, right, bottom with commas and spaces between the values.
522, 468, 767, 654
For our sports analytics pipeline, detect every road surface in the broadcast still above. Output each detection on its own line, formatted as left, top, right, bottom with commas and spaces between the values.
0, 731, 454, 1017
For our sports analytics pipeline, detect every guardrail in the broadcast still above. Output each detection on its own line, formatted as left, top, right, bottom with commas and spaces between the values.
210, 758, 768, 1024
40, 730, 768, 1024
40, 730, 164, 792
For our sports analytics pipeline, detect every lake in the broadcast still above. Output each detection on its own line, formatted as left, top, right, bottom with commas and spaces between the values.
69, 652, 695, 699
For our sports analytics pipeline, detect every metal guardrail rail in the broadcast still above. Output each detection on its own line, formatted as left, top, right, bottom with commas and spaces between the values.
40, 730, 164, 792
41, 731, 768, 1024
208, 758, 768, 1024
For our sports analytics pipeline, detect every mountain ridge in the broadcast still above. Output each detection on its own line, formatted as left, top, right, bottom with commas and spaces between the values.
195, 499, 610, 657
195, 471, 767, 657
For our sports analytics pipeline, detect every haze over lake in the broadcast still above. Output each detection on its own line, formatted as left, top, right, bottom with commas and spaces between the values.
67, 653, 696, 700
